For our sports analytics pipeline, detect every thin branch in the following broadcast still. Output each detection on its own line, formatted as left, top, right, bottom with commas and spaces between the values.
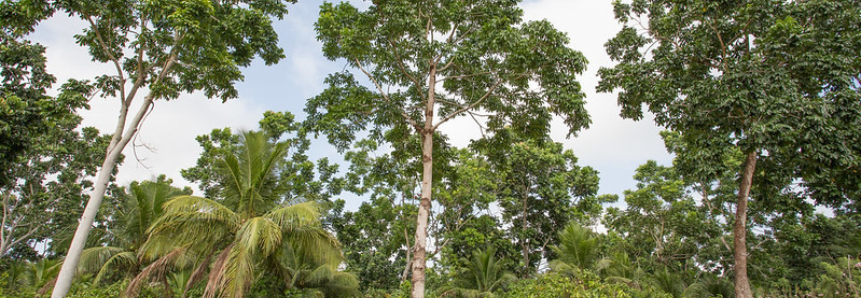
440, 71, 493, 82
352, 57, 421, 130
85, 15, 127, 102
706, 17, 729, 72
468, 111, 487, 138
386, 38, 423, 100
434, 73, 527, 130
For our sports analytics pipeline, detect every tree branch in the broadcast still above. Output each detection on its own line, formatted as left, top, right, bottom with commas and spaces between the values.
434, 73, 527, 130
440, 71, 493, 82
352, 57, 421, 130
85, 15, 127, 102
386, 38, 423, 99
706, 17, 729, 72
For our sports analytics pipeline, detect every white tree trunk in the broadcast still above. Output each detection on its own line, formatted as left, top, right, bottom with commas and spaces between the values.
52, 95, 155, 297
410, 64, 437, 298
50, 152, 119, 297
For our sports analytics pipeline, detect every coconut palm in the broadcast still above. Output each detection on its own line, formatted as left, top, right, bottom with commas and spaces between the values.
550, 224, 601, 271
130, 131, 348, 298
3, 258, 63, 295
273, 240, 360, 298
438, 247, 516, 298
78, 176, 191, 286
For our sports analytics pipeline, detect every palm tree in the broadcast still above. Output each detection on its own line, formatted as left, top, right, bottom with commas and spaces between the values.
130, 131, 350, 298
439, 247, 515, 298
273, 240, 360, 298
78, 176, 191, 286
550, 224, 600, 272
3, 258, 63, 295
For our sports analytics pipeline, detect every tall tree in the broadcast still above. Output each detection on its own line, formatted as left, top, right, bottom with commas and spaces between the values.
0, 77, 109, 259
599, 1, 861, 296
474, 130, 605, 276
0, 29, 57, 187
310, 2, 589, 296
0, 0, 299, 295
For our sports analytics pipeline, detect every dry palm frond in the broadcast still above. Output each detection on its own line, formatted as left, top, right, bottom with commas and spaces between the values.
183, 250, 215, 298
125, 248, 184, 298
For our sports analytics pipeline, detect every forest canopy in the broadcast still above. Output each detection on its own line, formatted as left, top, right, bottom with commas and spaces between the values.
1, 0, 859, 298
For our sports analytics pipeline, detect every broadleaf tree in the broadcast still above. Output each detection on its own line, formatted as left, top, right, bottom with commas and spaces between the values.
0, 0, 299, 296
309, 1, 589, 296
598, 1, 861, 296
474, 130, 605, 277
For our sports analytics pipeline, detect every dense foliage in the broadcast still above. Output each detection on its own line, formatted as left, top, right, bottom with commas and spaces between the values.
1, 0, 859, 298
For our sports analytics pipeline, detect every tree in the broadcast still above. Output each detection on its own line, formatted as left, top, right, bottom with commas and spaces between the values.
0, 0, 297, 295
434, 148, 517, 278
598, 1, 861, 296
0, 82, 109, 259
310, 1, 589, 296
333, 195, 416, 291
550, 224, 601, 272
475, 132, 604, 276
132, 131, 347, 298
603, 160, 707, 270
437, 247, 515, 298
0, 4, 64, 187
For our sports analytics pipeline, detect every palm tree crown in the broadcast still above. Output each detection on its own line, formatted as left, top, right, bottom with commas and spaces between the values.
134, 131, 350, 298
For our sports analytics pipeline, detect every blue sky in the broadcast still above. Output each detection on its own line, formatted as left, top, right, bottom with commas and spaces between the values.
30, 0, 672, 210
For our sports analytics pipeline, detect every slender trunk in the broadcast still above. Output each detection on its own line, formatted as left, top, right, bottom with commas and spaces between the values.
0, 238, 9, 258
411, 64, 436, 298
52, 96, 155, 298
51, 149, 121, 297
521, 192, 529, 276
410, 129, 433, 298
733, 151, 757, 298
401, 244, 412, 282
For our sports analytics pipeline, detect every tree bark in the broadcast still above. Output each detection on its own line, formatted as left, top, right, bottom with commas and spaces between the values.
521, 192, 529, 276
52, 96, 155, 298
410, 64, 436, 298
410, 129, 433, 298
733, 151, 757, 298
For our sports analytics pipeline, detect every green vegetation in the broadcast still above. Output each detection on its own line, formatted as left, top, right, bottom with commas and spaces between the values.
1, 0, 859, 297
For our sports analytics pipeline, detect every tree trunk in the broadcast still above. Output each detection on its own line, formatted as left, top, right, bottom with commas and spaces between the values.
733, 151, 757, 298
521, 192, 529, 276
51, 149, 121, 297
410, 64, 436, 298
0, 238, 9, 258
52, 96, 155, 298
410, 129, 433, 298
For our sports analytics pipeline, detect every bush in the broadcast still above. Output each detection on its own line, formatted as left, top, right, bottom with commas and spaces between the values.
501, 272, 671, 298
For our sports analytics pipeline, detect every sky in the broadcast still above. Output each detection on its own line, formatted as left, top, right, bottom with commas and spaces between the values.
29, 0, 673, 211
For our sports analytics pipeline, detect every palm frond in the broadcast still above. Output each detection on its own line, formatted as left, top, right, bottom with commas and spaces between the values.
282, 226, 343, 267
152, 195, 239, 234
304, 265, 334, 287
183, 250, 215, 298
216, 245, 255, 298
77, 246, 126, 276
551, 223, 599, 270
93, 251, 137, 285
204, 244, 235, 298
125, 248, 184, 298
236, 217, 282, 256
264, 201, 322, 230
